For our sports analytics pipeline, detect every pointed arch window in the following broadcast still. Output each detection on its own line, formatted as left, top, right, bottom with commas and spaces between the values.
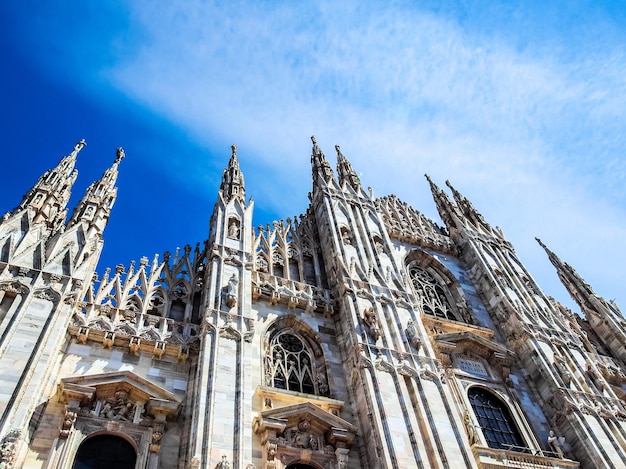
266, 331, 316, 395
468, 387, 524, 450
408, 264, 458, 321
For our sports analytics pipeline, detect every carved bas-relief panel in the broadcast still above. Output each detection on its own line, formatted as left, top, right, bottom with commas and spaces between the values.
48, 371, 181, 469
253, 388, 356, 469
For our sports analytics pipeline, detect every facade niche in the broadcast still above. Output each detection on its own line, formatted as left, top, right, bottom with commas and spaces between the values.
227, 217, 241, 240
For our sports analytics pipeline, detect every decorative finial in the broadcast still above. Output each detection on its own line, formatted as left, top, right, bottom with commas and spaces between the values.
311, 135, 317, 145
335, 144, 341, 154
231, 144, 237, 157
74, 139, 87, 152
115, 147, 125, 163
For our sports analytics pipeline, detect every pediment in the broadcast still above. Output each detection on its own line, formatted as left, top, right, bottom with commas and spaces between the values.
259, 401, 356, 433
434, 331, 514, 361
254, 401, 356, 448
430, 329, 516, 376
59, 370, 181, 419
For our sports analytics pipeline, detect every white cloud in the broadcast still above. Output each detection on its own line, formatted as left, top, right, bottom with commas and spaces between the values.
32, 1, 626, 309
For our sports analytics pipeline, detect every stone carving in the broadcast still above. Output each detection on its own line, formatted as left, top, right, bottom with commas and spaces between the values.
463, 411, 478, 445
267, 441, 277, 461
150, 423, 164, 453
317, 371, 330, 396
99, 390, 134, 421
405, 320, 421, 351
0, 429, 21, 469
0, 282, 27, 294
363, 306, 381, 342
216, 455, 230, 468
225, 273, 238, 308
553, 356, 572, 386
336, 450, 349, 469
59, 409, 77, 439
228, 219, 240, 240
547, 430, 564, 458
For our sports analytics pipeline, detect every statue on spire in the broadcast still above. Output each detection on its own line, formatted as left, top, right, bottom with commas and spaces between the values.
219, 144, 246, 202
335, 144, 360, 191
115, 147, 125, 163
310, 135, 333, 183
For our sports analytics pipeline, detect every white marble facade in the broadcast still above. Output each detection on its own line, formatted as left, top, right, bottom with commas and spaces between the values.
0, 139, 624, 468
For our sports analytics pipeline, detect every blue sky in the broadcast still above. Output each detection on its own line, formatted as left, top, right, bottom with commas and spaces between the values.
1, 1, 625, 312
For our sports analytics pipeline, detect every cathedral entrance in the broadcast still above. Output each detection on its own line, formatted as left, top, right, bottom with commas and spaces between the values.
71, 434, 136, 469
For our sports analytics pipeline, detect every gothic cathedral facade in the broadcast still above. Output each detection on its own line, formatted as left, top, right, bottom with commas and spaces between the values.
0, 138, 625, 469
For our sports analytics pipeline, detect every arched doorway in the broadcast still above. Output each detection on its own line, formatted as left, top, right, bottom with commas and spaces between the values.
72, 434, 136, 469
285, 464, 318, 469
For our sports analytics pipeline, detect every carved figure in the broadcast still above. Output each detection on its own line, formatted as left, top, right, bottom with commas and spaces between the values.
59, 410, 77, 438
547, 431, 564, 458
463, 411, 477, 445
363, 306, 381, 342
317, 373, 330, 396
553, 356, 572, 386
405, 320, 421, 350
217, 455, 230, 469
228, 220, 240, 239
293, 431, 306, 448
74, 139, 86, 152
225, 273, 238, 308
116, 147, 125, 162
99, 390, 134, 421
337, 452, 348, 469
267, 442, 277, 461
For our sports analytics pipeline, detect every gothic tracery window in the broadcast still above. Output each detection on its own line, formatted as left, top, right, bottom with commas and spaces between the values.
266, 331, 316, 395
408, 264, 458, 321
468, 388, 524, 450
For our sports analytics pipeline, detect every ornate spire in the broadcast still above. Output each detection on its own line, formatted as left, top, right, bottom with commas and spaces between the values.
310, 135, 334, 185
68, 147, 124, 233
445, 180, 493, 233
219, 144, 246, 202
335, 144, 361, 191
536, 237, 623, 321
425, 174, 461, 231
11, 139, 86, 231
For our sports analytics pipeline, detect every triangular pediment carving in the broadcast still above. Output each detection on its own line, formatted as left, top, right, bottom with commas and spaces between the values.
435, 331, 513, 357
59, 370, 181, 419
253, 400, 357, 464
256, 401, 356, 436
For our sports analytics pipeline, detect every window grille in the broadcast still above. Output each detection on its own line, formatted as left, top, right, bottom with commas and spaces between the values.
468, 387, 524, 450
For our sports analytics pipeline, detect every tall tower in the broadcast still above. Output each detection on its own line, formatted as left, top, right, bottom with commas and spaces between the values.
0, 142, 122, 465
427, 178, 626, 468
187, 144, 255, 468
309, 137, 478, 468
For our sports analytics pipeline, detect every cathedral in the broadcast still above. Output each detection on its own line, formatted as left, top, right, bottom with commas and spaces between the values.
0, 137, 625, 469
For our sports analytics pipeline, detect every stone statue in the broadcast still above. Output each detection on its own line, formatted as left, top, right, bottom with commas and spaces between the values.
463, 411, 477, 445
216, 455, 230, 468
363, 306, 381, 342
228, 220, 240, 239
74, 139, 86, 152
116, 147, 125, 163
225, 273, 238, 308
405, 320, 421, 350
547, 431, 564, 458
59, 410, 77, 439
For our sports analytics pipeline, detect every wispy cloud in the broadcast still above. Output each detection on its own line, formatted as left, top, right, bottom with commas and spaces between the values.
8, 1, 626, 308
